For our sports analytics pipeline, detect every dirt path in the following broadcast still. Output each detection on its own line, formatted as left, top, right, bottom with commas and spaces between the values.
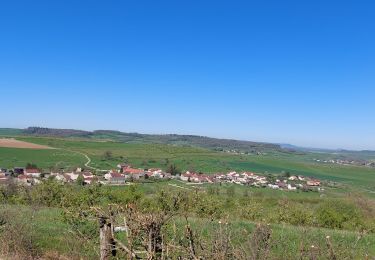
168, 183, 192, 190
66, 150, 109, 172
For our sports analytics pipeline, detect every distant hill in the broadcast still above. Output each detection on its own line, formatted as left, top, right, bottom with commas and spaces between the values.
279, 143, 338, 153
23, 127, 92, 137
0, 127, 285, 154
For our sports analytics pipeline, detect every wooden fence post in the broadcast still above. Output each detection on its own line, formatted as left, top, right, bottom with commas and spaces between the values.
99, 217, 112, 260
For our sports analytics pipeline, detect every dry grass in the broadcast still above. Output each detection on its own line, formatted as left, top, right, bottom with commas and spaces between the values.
0, 138, 52, 149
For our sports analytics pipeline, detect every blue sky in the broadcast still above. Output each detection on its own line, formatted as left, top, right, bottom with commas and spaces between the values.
0, 1, 374, 150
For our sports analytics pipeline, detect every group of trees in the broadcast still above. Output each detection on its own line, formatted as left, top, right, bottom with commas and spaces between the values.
166, 163, 180, 175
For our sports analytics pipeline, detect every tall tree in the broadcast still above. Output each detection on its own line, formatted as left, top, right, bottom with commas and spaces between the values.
167, 164, 180, 176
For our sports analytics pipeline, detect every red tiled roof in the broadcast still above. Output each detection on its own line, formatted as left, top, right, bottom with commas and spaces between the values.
124, 168, 144, 174
25, 168, 40, 173
111, 172, 124, 178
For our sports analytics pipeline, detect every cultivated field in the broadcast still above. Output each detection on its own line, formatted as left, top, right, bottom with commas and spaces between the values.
0, 138, 52, 149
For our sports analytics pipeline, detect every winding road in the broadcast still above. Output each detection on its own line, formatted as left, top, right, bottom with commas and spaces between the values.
65, 149, 109, 172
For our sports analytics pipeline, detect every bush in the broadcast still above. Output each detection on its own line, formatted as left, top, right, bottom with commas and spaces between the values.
194, 195, 224, 219
240, 201, 264, 221
316, 200, 364, 230
0, 207, 40, 259
31, 179, 64, 207
276, 199, 313, 226
0, 182, 32, 205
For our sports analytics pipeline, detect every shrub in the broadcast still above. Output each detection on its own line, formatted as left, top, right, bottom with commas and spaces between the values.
276, 199, 313, 226
0, 207, 40, 259
31, 179, 64, 207
194, 196, 224, 219
240, 201, 264, 221
316, 200, 364, 230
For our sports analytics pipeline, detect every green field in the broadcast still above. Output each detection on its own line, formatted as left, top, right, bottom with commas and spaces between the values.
0, 147, 86, 170
0, 136, 374, 193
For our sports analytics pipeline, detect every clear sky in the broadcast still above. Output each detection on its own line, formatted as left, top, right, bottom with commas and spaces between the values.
1, 1, 374, 150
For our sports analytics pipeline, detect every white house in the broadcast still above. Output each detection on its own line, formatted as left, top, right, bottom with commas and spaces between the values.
24, 168, 42, 178
64, 172, 80, 181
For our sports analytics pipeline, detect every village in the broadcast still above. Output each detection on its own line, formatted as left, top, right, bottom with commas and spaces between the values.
314, 158, 375, 167
0, 162, 323, 192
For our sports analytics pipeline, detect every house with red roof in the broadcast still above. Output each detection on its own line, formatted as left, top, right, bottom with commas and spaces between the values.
180, 171, 212, 183
123, 168, 145, 179
180, 172, 194, 182
146, 168, 168, 178
82, 171, 94, 179
104, 172, 126, 184
306, 179, 321, 186
0, 173, 9, 184
64, 172, 80, 182
24, 168, 41, 178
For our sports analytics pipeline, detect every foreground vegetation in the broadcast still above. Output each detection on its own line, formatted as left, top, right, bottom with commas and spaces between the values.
1, 179, 374, 259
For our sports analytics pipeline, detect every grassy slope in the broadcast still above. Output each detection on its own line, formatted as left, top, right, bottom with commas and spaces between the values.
181, 218, 375, 258
2, 205, 374, 258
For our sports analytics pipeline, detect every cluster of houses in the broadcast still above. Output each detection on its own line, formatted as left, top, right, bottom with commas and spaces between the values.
103, 164, 171, 184
314, 158, 375, 168
0, 163, 322, 191
1, 167, 43, 185
0, 167, 96, 185
0, 164, 171, 186
179, 171, 322, 191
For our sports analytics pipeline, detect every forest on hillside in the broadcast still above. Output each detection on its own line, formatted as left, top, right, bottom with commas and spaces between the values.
16, 127, 285, 153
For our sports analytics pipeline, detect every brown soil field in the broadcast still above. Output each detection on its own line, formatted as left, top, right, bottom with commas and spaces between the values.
0, 138, 52, 149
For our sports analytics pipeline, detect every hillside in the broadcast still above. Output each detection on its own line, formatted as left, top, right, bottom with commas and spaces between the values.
2, 127, 284, 154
